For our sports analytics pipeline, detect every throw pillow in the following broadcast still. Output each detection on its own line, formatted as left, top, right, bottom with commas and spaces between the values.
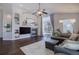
69, 34, 79, 41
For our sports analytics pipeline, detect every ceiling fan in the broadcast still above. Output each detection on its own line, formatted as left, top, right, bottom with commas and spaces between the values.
32, 3, 48, 16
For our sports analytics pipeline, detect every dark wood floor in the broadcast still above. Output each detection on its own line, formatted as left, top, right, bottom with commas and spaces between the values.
0, 37, 42, 55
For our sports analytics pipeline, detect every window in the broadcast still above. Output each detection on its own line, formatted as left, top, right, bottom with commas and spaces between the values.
59, 19, 76, 33
42, 16, 53, 37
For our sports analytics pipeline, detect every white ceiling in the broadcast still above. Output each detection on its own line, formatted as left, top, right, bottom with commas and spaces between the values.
1, 3, 79, 14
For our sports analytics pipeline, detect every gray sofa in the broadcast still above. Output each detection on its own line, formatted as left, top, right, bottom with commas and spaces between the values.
54, 46, 79, 55
51, 33, 79, 55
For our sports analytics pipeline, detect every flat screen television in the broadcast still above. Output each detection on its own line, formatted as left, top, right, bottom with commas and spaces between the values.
20, 27, 31, 34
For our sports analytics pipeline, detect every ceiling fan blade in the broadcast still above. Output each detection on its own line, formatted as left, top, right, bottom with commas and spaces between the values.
32, 3, 48, 16
42, 11, 48, 14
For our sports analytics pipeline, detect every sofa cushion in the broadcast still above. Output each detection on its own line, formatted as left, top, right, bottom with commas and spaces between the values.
59, 40, 79, 50
62, 43, 79, 50
60, 33, 71, 38
54, 46, 79, 55
69, 34, 79, 41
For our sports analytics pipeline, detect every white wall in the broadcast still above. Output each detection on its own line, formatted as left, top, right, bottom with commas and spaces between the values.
0, 4, 43, 40
2, 4, 12, 40
0, 10, 3, 38
12, 7, 38, 40
37, 16, 42, 36
20, 13, 37, 27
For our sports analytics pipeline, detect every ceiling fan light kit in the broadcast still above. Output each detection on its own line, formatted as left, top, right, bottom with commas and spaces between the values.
33, 3, 48, 16
37, 11, 43, 15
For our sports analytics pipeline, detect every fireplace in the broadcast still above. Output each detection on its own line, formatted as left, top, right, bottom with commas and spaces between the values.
20, 27, 31, 34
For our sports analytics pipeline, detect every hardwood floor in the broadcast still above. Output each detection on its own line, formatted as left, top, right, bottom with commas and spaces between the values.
0, 37, 42, 55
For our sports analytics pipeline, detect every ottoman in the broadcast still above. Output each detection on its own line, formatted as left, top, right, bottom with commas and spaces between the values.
45, 39, 58, 51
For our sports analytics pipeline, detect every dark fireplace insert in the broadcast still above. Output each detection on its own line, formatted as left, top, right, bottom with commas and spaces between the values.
20, 27, 31, 34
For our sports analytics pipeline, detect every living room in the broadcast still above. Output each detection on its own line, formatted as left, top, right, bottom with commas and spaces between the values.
0, 3, 79, 55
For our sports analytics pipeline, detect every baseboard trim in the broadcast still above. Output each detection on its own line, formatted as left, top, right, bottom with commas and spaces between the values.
3, 39, 13, 40
37, 35, 43, 37
2, 36, 43, 40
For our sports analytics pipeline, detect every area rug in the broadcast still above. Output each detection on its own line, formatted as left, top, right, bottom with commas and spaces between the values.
20, 40, 54, 55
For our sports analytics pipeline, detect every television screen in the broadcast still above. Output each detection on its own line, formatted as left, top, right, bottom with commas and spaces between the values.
20, 27, 31, 34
